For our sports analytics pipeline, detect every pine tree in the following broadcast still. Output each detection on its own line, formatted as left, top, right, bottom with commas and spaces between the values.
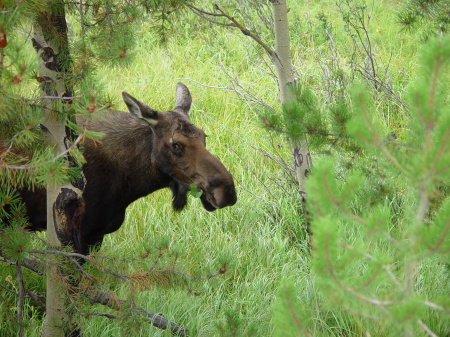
273, 35, 450, 337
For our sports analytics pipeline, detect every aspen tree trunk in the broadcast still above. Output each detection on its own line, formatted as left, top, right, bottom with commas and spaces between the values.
270, 0, 312, 225
33, 2, 84, 336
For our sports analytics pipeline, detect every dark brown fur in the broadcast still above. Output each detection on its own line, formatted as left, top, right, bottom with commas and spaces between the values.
20, 83, 237, 253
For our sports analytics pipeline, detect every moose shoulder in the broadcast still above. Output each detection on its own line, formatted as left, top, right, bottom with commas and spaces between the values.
22, 82, 237, 254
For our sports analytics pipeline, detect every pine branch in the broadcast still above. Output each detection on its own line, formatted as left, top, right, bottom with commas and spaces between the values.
323, 231, 393, 309
2, 243, 214, 334
0, 132, 85, 171
281, 285, 314, 337
356, 92, 412, 177
84, 286, 188, 336
0, 0, 25, 14
0, 257, 44, 275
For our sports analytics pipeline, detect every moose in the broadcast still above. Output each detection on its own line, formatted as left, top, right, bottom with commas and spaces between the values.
19, 82, 237, 254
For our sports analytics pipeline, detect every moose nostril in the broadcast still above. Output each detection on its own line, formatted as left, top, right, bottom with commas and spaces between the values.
215, 183, 237, 208
207, 173, 237, 208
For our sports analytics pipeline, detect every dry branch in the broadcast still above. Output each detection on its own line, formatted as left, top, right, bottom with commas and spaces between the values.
185, 3, 275, 57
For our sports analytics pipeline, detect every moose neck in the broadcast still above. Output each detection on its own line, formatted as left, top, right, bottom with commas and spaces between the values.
83, 112, 169, 205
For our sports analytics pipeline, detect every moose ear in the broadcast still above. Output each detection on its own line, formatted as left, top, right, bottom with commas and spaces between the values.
173, 82, 192, 116
122, 92, 159, 126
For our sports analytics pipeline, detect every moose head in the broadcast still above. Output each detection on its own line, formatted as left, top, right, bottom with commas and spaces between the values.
120, 82, 237, 212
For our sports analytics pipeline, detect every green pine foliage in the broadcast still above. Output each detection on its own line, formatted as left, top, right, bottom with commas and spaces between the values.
300, 36, 450, 336
398, 0, 450, 37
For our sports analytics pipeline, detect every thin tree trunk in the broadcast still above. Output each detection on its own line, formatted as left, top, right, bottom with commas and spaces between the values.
33, 2, 84, 336
16, 264, 25, 337
270, 0, 312, 233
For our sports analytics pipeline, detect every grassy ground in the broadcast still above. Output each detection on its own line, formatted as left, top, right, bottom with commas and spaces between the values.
2, 0, 445, 336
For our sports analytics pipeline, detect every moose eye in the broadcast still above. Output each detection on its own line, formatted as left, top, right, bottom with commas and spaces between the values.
171, 142, 183, 153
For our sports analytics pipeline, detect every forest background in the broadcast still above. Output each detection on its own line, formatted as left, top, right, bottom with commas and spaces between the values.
0, 0, 449, 336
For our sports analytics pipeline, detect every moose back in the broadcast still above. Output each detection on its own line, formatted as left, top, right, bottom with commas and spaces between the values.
20, 83, 237, 254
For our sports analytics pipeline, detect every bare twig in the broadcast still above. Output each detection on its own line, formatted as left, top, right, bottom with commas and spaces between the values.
5, 95, 81, 102
157, 267, 226, 281
0, 284, 46, 311
175, 78, 233, 90
0, 284, 19, 295
90, 312, 117, 319
185, 3, 235, 27
232, 150, 277, 200
423, 300, 450, 313
178, 72, 275, 110
185, 3, 275, 57
25, 289, 46, 311
334, 0, 408, 109
194, 104, 284, 164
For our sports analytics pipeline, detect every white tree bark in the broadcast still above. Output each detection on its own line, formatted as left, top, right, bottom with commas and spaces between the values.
271, 0, 312, 198
33, 4, 83, 336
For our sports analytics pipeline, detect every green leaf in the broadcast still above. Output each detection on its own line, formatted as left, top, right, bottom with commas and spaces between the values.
189, 183, 203, 198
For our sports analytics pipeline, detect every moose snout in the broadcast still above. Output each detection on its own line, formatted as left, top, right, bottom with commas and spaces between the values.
214, 182, 237, 208
198, 156, 237, 210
